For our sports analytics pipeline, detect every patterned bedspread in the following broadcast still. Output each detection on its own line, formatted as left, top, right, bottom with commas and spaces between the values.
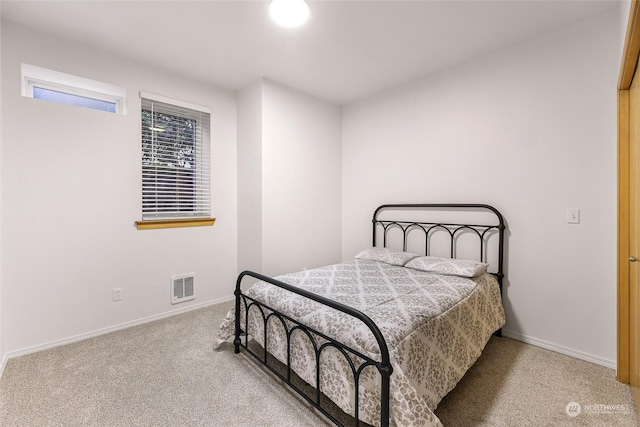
215, 259, 505, 426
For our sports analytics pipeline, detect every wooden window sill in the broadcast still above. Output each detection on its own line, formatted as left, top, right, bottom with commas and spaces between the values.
135, 217, 216, 230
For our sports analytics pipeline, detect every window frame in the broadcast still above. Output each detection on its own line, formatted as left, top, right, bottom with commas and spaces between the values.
21, 63, 127, 114
136, 91, 215, 230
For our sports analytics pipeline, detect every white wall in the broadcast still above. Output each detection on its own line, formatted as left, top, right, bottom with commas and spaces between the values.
262, 80, 342, 276
342, 9, 621, 367
237, 81, 263, 274
0, 5, 5, 374
0, 4, 627, 374
620, 1, 632, 51
1, 22, 238, 355
236, 79, 342, 278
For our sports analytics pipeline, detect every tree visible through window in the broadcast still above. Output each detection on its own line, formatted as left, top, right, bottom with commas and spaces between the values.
140, 96, 210, 220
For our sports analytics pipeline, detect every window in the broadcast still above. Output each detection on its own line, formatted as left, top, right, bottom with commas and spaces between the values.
21, 63, 126, 114
33, 87, 117, 113
138, 92, 212, 226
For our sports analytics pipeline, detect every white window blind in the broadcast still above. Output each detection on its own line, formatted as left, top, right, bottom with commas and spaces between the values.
140, 93, 211, 220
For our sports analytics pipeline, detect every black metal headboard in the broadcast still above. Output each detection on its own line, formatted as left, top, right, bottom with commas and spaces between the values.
372, 204, 505, 290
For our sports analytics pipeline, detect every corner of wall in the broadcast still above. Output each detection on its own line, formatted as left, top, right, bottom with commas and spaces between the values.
236, 81, 264, 274
261, 80, 342, 274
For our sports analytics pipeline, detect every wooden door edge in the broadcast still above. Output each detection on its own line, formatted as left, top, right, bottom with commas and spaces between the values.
618, 0, 640, 384
619, 89, 631, 384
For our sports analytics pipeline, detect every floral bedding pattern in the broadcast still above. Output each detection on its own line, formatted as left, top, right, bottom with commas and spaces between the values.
214, 259, 505, 427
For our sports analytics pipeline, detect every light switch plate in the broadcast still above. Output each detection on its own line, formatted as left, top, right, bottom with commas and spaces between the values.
567, 208, 580, 224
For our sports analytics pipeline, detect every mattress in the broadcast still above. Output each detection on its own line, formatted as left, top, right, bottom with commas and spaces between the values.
215, 258, 505, 426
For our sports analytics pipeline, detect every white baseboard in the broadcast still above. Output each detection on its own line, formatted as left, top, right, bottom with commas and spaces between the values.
502, 329, 616, 370
4, 295, 234, 363
0, 351, 8, 380
2, 303, 615, 379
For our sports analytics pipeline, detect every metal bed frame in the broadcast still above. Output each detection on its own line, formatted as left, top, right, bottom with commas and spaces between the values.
234, 204, 505, 427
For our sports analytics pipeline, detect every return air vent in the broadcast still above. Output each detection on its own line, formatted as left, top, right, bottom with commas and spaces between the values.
171, 273, 195, 304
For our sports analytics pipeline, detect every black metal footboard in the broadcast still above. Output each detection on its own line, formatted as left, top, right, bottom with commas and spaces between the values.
234, 270, 392, 427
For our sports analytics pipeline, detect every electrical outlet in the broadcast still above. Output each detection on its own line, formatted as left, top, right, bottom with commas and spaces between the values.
113, 288, 122, 301
567, 208, 580, 224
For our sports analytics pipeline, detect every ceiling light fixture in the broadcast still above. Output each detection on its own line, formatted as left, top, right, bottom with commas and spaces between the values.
269, 0, 310, 28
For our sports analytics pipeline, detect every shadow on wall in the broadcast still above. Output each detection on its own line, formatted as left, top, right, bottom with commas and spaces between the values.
500, 222, 523, 336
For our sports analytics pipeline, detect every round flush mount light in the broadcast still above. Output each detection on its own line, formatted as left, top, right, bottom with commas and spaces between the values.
269, 0, 310, 28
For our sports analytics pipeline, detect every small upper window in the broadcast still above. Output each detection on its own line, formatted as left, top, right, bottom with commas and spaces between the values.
21, 63, 127, 114
32, 87, 117, 113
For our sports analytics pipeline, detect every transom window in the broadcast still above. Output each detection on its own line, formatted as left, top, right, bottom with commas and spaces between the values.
21, 63, 126, 114
33, 87, 117, 113
140, 92, 211, 221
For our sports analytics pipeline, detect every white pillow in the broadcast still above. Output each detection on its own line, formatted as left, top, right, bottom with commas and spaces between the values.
404, 256, 488, 278
354, 247, 419, 266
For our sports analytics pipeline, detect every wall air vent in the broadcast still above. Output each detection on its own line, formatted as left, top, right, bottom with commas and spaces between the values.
171, 273, 195, 304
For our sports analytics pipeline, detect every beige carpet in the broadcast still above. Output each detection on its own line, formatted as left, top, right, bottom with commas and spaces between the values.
435, 335, 636, 426
0, 301, 636, 427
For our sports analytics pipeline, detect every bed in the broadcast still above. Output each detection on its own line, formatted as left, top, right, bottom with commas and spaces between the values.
214, 204, 506, 427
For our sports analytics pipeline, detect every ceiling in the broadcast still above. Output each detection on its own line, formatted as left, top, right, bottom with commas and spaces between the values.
1, 0, 621, 105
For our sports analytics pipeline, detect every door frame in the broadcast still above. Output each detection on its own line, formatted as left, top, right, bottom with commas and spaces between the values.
619, 0, 640, 384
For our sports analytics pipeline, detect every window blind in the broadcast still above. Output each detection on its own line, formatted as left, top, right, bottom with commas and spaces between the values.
141, 95, 211, 220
